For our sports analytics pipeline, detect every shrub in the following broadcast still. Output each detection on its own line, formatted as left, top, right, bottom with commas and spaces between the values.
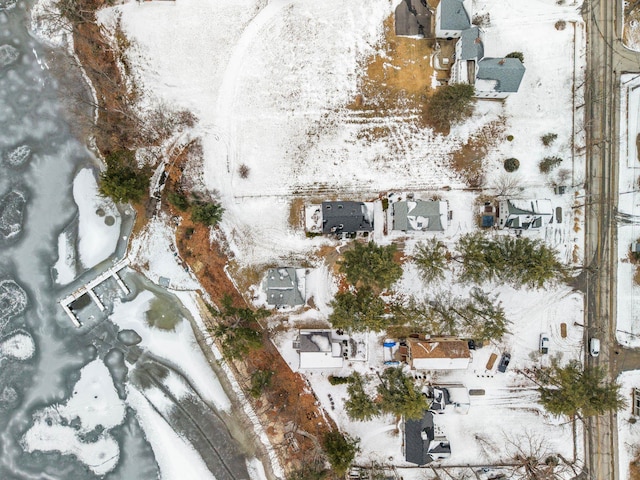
328, 375, 350, 385
555, 20, 567, 30
504, 158, 520, 172
539, 156, 563, 173
506, 134, 514, 141
541, 132, 558, 146
506, 51, 524, 63
191, 201, 224, 226
238, 164, 250, 179
249, 369, 273, 398
425, 83, 476, 132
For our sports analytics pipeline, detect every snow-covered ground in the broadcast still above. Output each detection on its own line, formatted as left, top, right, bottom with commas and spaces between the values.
72, 168, 121, 269
22, 359, 126, 476
617, 370, 640, 480
617, 74, 640, 347
92, 0, 588, 474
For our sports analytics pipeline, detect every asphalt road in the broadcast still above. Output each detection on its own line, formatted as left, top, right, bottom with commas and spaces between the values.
582, 1, 640, 479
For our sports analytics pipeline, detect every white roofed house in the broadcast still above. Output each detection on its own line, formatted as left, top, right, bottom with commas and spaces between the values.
497, 199, 553, 230
294, 330, 344, 369
404, 337, 471, 370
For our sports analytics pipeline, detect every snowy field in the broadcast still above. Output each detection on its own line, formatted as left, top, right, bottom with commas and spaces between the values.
101, 0, 585, 268
617, 74, 640, 347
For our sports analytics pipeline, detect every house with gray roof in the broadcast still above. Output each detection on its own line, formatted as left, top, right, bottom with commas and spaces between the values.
435, 0, 470, 38
264, 268, 304, 308
475, 57, 526, 98
321, 201, 373, 236
395, 0, 432, 37
404, 411, 451, 465
497, 198, 553, 230
392, 200, 447, 232
451, 26, 483, 84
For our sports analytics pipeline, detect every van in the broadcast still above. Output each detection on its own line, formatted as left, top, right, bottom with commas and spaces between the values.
539, 334, 550, 354
590, 338, 600, 357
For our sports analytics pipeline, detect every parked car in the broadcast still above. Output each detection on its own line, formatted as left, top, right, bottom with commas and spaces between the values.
590, 338, 600, 357
497, 353, 511, 373
539, 334, 550, 354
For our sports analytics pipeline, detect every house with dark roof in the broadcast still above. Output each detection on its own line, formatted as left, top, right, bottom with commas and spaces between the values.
264, 268, 304, 308
404, 411, 451, 465
497, 198, 553, 230
435, 0, 470, 38
395, 0, 432, 37
392, 199, 447, 232
321, 201, 373, 236
405, 337, 471, 370
475, 57, 526, 98
294, 330, 344, 369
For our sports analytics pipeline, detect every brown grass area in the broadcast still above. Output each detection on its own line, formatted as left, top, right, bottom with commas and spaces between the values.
631, 448, 640, 480
288, 197, 305, 229
349, 16, 435, 114
450, 117, 507, 186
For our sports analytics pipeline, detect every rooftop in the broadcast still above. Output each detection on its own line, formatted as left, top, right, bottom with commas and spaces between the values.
392, 199, 446, 232
439, 0, 470, 32
407, 338, 471, 360
476, 57, 526, 93
322, 201, 373, 235
264, 268, 304, 307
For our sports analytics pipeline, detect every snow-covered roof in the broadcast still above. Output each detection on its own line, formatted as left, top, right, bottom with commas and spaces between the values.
264, 268, 304, 307
297, 330, 344, 369
405, 411, 435, 465
476, 57, 526, 93
392, 200, 446, 232
507, 198, 553, 215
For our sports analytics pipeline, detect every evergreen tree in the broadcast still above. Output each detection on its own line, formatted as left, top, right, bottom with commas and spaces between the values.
191, 201, 224, 226
425, 83, 476, 132
377, 367, 430, 419
456, 232, 566, 288
345, 372, 380, 421
99, 151, 149, 203
414, 237, 449, 284
329, 287, 388, 332
209, 295, 268, 359
322, 431, 360, 477
536, 360, 626, 418
340, 242, 402, 291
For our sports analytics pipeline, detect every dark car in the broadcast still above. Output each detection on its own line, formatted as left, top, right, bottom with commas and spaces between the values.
497, 353, 511, 373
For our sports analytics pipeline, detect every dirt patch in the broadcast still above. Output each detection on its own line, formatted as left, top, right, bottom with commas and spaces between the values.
351, 16, 435, 112
450, 117, 507, 186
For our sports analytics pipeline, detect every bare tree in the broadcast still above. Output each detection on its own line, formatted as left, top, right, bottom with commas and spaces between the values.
503, 430, 574, 479
492, 172, 523, 197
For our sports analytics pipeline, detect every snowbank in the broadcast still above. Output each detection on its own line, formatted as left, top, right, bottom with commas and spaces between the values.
72, 168, 121, 269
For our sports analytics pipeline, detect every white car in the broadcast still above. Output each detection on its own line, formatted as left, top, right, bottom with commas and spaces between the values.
590, 338, 600, 357
539, 334, 550, 354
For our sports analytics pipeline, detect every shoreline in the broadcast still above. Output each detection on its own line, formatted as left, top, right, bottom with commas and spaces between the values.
27, 0, 287, 477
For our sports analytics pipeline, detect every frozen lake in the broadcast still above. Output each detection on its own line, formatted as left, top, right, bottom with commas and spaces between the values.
0, 2, 258, 479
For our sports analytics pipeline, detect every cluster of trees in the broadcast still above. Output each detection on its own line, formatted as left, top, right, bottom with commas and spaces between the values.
392, 288, 510, 342
99, 150, 150, 203
208, 295, 268, 360
329, 242, 402, 332
344, 369, 429, 421
414, 232, 566, 289
535, 360, 625, 418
